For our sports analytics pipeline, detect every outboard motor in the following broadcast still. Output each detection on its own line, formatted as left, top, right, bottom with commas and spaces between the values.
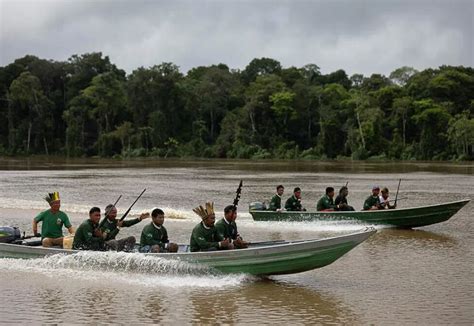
249, 202, 267, 211
0, 226, 21, 243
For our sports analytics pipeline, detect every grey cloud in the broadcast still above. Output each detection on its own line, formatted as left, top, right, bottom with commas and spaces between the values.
0, 0, 472, 76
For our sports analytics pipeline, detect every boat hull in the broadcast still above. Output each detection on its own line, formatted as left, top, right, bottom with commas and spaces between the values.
250, 199, 470, 228
0, 229, 376, 276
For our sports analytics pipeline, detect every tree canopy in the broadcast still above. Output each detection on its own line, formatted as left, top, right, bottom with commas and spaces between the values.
0, 53, 473, 160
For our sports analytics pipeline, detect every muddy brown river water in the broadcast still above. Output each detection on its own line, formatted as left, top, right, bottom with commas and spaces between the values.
0, 158, 472, 324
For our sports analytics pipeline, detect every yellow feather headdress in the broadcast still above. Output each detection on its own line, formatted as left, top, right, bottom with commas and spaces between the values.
44, 192, 60, 204
192, 202, 215, 220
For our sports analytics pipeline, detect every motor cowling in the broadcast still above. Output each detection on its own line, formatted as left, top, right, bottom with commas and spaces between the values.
0, 226, 21, 243
249, 202, 267, 211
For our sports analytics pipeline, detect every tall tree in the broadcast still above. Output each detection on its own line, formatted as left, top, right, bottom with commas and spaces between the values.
243, 74, 285, 147
8, 72, 53, 154
82, 72, 128, 155
389, 66, 418, 86
412, 100, 452, 159
242, 58, 282, 84
448, 113, 474, 159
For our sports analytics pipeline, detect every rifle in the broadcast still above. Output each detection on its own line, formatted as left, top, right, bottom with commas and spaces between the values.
388, 196, 408, 203
394, 179, 402, 207
99, 195, 122, 228
232, 180, 243, 209
119, 188, 147, 221
21, 231, 40, 240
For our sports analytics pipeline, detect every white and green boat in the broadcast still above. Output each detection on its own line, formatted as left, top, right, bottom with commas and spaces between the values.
250, 199, 470, 228
0, 229, 375, 276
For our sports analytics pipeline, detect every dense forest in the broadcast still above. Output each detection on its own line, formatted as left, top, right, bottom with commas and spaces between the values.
0, 53, 473, 160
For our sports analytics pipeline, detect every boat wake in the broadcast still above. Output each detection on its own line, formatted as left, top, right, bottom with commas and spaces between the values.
0, 252, 253, 288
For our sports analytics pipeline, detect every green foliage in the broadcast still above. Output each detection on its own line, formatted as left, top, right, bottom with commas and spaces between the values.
273, 141, 300, 159
270, 90, 296, 130
242, 58, 282, 84
448, 112, 474, 159
8, 72, 54, 154
228, 140, 263, 159
1, 54, 473, 161
164, 137, 179, 158
389, 66, 418, 86
412, 102, 452, 159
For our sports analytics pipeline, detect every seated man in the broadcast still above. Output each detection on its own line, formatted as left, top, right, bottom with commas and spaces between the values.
139, 208, 178, 253
363, 186, 382, 210
100, 204, 150, 251
284, 187, 306, 211
32, 192, 74, 247
379, 187, 396, 209
215, 205, 248, 249
73, 207, 106, 250
334, 186, 355, 211
268, 185, 285, 211
190, 202, 233, 252
317, 187, 337, 211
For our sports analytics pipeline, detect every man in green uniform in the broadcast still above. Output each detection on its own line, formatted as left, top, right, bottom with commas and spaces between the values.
334, 186, 355, 211
139, 208, 178, 253
285, 187, 306, 211
317, 187, 337, 211
268, 185, 284, 211
363, 186, 382, 210
190, 202, 233, 252
32, 192, 74, 247
73, 207, 106, 250
215, 205, 248, 249
100, 204, 150, 251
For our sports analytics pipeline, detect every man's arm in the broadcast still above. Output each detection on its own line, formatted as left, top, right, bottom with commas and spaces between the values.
123, 213, 150, 227
32, 212, 44, 236
32, 220, 39, 236
214, 222, 226, 240
363, 198, 371, 210
284, 198, 293, 210
268, 196, 278, 211
82, 223, 104, 246
62, 214, 74, 234
162, 228, 169, 244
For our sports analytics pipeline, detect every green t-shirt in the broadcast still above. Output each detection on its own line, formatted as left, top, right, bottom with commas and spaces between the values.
34, 209, 71, 238
73, 219, 105, 250
363, 196, 381, 210
316, 195, 336, 211
139, 222, 169, 248
268, 194, 282, 211
215, 218, 239, 240
189, 222, 224, 252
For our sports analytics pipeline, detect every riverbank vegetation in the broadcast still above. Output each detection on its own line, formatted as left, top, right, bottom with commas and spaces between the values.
0, 53, 473, 160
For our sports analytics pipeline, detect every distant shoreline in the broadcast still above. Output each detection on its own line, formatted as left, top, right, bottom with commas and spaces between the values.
1, 155, 472, 174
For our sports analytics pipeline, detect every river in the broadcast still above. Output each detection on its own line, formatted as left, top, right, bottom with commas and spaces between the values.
0, 157, 472, 324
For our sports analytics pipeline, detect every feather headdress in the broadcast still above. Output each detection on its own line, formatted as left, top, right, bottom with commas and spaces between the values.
44, 192, 60, 204
192, 202, 215, 220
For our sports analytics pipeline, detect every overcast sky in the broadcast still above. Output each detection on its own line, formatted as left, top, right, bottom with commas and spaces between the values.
1, 0, 472, 76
